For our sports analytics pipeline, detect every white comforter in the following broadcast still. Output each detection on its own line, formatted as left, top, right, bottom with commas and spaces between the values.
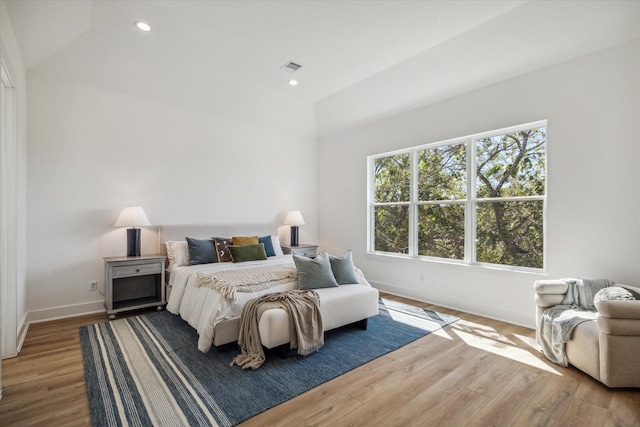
166, 255, 297, 352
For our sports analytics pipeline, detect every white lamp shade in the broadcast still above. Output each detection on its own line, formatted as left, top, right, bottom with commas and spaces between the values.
284, 210, 305, 226
114, 207, 151, 227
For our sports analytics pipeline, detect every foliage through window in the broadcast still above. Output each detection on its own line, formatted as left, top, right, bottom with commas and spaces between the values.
369, 122, 546, 270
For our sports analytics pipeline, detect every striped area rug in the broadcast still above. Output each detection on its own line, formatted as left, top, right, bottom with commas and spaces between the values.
80, 298, 458, 426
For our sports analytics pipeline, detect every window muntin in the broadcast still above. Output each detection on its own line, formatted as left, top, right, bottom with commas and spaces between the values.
369, 122, 546, 270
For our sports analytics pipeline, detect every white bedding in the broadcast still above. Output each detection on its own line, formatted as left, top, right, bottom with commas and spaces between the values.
166, 255, 297, 352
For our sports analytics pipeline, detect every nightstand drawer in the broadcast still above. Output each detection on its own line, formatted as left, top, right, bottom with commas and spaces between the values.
292, 248, 317, 257
282, 244, 318, 258
113, 262, 162, 278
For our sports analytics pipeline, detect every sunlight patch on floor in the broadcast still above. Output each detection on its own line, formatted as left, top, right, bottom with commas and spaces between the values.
430, 328, 453, 339
454, 321, 515, 346
513, 333, 539, 350
387, 307, 451, 334
451, 323, 562, 375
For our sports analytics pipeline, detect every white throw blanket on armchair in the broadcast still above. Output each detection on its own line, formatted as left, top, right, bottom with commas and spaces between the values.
538, 278, 613, 366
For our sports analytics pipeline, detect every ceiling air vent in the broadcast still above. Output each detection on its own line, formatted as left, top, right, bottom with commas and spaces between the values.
281, 61, 302, 73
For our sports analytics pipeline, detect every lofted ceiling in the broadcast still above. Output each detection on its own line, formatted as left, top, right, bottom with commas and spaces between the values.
4, 1, 640, 119
4, 0, 525, 103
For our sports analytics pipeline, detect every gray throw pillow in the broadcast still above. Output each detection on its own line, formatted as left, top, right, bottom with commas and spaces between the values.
186, 237, 218, 265
594, 286, 636, 305
329, 249, 360, 285
294, 251, 339, 290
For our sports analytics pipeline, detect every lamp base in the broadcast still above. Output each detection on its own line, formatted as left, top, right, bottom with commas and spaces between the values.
126, 228, 142, 257
290, 225, 299, 247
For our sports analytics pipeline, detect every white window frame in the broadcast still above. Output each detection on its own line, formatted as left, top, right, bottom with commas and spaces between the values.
367, 120, 547, 273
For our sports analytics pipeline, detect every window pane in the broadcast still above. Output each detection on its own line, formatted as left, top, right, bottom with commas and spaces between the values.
418, 204, 465, 259
374, 153, 411, 203
476, 127, 546, 198
374, 205, 409, 254
418, 144, 466, 201
476, 200, 544, 268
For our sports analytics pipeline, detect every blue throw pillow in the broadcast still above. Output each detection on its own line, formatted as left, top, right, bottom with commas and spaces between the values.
186, 237, 218, 265
294, 252, 339, 289
329, 249, 360, 285
258, 235, 276, 257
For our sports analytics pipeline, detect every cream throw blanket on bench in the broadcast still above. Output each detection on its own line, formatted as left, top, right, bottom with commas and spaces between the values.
194, 264, 298, 300
231, 290, 324, 370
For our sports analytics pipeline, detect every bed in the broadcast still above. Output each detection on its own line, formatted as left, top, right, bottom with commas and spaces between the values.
159, 224, 289, 352
159, 224, 378, 353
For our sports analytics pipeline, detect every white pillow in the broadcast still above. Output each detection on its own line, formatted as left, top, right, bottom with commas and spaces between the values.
165, 241, 189, 268
271, 235, 284, 256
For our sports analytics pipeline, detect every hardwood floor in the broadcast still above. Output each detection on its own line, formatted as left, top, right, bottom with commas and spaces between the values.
1, 294, 638, 426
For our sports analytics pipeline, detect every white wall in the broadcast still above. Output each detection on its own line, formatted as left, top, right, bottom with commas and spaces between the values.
26, 71, 318, 321
0, 0, 28, 356
315, 1, 640, 138
14, 1, 640, 329
317, 40, 640, 328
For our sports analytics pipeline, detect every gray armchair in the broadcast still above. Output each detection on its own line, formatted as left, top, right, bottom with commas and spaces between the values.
534, 280, 640, 388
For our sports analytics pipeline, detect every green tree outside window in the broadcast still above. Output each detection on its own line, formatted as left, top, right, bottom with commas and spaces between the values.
370, 124, 546, 269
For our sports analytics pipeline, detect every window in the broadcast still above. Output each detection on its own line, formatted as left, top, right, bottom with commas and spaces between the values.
368, 121, 546, 270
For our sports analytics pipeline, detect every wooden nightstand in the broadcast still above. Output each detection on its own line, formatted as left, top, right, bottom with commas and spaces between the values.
281, 244, 318, 258
104, 255, 166, 319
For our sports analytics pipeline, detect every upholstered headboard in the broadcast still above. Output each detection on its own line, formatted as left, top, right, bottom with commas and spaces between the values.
157, 223, 280, 255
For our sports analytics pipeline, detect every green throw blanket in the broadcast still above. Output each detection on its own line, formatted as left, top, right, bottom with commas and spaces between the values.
231, 290, 324, 370
539, 278, 614, 366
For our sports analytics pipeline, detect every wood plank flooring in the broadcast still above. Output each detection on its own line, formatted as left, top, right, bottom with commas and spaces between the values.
1, 293, 638, 426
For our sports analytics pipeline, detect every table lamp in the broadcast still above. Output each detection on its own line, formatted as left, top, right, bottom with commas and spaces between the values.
114, 206, 151, 256
284, 210, 305, 246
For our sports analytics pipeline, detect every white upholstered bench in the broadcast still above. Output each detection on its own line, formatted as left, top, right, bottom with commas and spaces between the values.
258, 284, 380, 351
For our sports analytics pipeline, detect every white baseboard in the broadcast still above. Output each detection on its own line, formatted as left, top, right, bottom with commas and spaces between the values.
25, 300, 106, 324
371, 280, 535, 329
1, 314, 29, 359
16, 313, 29, 354
3, 303, 104, 359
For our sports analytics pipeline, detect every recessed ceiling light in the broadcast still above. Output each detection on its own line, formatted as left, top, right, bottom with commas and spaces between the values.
134, 21, 151, 32
288, 80, 298, 86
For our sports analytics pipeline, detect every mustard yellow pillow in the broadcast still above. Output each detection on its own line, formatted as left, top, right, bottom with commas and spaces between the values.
232, 235, 259, 246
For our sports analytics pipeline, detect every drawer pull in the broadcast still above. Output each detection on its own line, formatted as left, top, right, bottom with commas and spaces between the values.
136, 269, 140, 272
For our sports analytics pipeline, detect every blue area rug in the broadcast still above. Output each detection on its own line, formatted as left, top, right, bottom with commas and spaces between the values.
80, 298, 458, 426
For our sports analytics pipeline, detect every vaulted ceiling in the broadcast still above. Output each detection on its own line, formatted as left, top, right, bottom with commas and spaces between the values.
5, 1, 639, 119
